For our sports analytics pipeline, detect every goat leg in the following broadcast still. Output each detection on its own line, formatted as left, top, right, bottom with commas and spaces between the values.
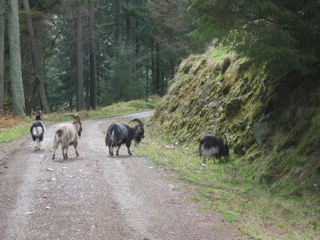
127, 148, 132, 155
116, 145, 121, 155
202, 156, 206, 164
108, 146, 114, 156
52, 144, 58, 160
74, 142, 79, 157
62, 146, 68, 159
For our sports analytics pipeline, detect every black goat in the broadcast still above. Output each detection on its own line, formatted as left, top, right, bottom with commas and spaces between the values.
30, 110, 46, 151
105, 118, 144, 156
199, 134, 229, 163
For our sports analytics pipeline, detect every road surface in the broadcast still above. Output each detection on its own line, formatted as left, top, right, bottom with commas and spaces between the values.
0, 111, 247, 239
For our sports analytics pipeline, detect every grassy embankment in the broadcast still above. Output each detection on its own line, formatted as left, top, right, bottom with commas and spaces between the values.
135, 44, 320, 240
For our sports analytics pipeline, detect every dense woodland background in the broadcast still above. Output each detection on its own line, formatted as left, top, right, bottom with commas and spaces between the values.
0, 0, 193, 115
0, 0, 319, 117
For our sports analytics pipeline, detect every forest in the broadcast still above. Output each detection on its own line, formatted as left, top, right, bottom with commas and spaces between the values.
0, 0, 193, 115
0, 0, 319, 117
0, 1, 319, 237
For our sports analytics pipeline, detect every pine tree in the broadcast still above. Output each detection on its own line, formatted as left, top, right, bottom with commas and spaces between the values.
0, 0, 5, 114
189, 0, 320, 79
8, 0, 25, 115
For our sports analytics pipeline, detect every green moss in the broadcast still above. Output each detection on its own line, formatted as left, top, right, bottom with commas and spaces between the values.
153, 44, 320, 196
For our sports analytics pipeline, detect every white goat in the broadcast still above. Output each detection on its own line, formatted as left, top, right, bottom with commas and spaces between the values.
52, 114, 82, 160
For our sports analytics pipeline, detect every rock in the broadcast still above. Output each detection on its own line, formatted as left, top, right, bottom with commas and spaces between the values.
254, 122, 270, 143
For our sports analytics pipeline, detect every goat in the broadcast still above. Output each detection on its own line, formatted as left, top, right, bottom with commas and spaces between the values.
199, 134, 229, 163
105, 118, 144, 156
52, 114, 82, 160
30, 109, 46, 151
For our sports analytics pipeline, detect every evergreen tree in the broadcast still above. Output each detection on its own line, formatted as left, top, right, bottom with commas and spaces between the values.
188, 0, 320, 79
76, 3, 85, 111
23, 0, 49, 113
88, 0, 97, 110
0, 0, 5, 114
8, 0, 25, 115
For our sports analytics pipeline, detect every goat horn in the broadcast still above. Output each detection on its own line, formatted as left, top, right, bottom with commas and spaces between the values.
76, 114, 81, 121
129, 118, 144, 128
66, 114, 79, 120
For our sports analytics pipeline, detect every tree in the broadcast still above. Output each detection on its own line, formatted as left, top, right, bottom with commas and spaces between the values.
188, 0, 320, 80
24, 0, 191, 111
8, 0, 25, 115
23, 0, 49, 113
76, 5, 85, 111
0, 0, 5, 114
88, 0, 97, 110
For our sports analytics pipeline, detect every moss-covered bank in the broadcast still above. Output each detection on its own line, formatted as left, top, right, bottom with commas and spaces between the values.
152, 45, 320, 195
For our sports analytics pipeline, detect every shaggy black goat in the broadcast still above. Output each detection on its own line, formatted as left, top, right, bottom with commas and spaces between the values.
105, 118, 144, 156
52, 114, 82, 160
199, 134, 229, 163
30, 110, 46, 151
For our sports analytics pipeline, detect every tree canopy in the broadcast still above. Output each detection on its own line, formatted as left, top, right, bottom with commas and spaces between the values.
188, 0, 320, 80
2, 0, 319, 115
1, 0, 191, 114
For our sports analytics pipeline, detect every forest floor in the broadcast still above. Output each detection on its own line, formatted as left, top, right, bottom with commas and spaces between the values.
0, 111, 250, 240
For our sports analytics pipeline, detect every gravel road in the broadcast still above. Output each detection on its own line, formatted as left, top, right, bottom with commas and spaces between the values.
0, 111, 248, 240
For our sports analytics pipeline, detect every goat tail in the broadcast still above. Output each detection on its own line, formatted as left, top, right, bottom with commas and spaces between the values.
31, 125, 44, 140
105, 131, 110, 146
106, 130, 117, 147
53, 129, 63, 146
105, 130, 113, 146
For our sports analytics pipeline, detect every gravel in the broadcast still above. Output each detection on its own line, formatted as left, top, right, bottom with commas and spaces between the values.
0, 111, 249, 240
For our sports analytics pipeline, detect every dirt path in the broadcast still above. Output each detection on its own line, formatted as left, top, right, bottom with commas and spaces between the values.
0, 111, 247, 240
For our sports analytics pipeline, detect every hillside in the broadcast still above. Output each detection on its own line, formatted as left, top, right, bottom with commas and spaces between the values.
152, 45, 320, 195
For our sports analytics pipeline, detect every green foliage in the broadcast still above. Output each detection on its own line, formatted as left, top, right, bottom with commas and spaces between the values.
152, 44, 320, 197
188, 0, 320, 80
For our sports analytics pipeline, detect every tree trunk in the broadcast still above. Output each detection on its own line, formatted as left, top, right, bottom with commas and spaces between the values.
76, 10, 85, 111
114, 0, 122, 101
88, 0, 97, 110
150, 38, 156, 95
115, 0, 122, 45
8, 0, 25, 115
23, 0, 49, 113
155, 42, 160, 95
0, 0, 5, 114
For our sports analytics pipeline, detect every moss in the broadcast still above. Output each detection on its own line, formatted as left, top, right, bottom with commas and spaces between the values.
152, 45, 320, 195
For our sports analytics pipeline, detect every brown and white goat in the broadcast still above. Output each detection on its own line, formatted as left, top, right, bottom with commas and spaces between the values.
52, 114, 82, 160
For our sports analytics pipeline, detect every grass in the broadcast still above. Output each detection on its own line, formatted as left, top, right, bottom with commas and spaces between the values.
0, 96, 161, 142
135, 123, 320, 240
